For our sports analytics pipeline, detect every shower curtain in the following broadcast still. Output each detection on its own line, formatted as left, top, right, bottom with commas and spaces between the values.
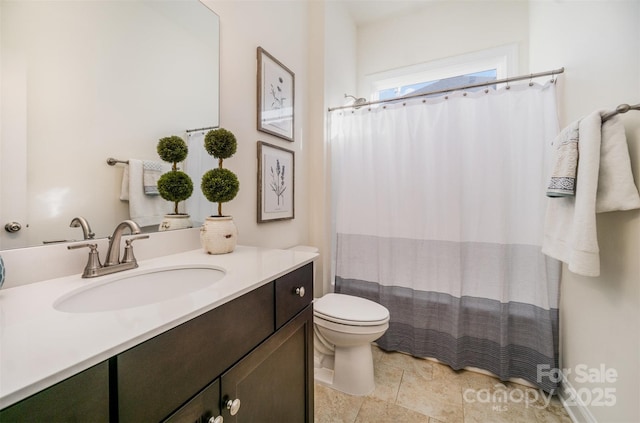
330, 82, 562, 392
184, 131, 212, 223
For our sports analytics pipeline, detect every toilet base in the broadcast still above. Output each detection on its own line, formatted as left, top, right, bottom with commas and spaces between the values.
314, 343, 375, 396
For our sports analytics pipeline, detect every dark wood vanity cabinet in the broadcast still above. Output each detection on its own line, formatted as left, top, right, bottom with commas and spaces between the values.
164, 379, 221, 423
220, 306, 313, 423
0, 361, 110, 422
160, 262, 314, 423
0, 262, 314, 423
162, 305, 313, 423
117, 282, 275, 422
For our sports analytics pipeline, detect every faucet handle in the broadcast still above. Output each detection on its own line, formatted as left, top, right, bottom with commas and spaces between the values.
122, 235, 149, 264
67, 242, 98, 251
67, 243, 102, 278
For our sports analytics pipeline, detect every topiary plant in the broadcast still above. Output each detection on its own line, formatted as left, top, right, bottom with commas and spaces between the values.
201, 128, 239, 216
156, 135, 193, 214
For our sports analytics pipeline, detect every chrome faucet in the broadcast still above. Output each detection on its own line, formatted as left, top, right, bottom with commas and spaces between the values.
68, 220, 148, 278
69, 216, 95, 240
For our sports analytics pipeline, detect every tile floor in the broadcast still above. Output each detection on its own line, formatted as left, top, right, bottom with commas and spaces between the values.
314, 346, 572, 423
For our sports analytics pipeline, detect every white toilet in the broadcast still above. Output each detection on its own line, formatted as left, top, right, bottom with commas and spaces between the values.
287, 245, 390, 396
313, 293, 390, 396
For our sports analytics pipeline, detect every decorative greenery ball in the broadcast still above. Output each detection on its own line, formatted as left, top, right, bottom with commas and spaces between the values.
157, 171, 194, 203
201, 168, 239, 204
157, 135, 188, 163
204, 128, 237, 160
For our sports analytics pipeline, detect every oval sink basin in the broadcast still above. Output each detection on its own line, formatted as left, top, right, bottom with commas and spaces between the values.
54, 266, 225, 313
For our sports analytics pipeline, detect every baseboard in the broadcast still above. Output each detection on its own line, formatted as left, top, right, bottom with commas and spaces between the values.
559, 379, 597, 423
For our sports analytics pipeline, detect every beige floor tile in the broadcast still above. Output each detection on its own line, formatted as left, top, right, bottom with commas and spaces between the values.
355, 397, 431, 422
314, 382, 365, 423
368, 361, 404, 402
532, 396, 572, 423
396, 369, 464, 422
313, 350, 570, 423
377, 349, 434, 380
429, 362, 494, 391
462, 380, 539, 423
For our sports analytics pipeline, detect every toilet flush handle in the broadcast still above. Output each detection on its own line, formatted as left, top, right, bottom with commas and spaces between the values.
295, 286, 305, 297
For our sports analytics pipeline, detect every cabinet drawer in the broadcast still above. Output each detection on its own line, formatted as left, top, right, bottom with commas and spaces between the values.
275, 263, 313, 328
0, 361, 109, 422
117, 282, 274, 423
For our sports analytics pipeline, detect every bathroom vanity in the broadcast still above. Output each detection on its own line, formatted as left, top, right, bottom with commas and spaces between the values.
0, 246, 316, 422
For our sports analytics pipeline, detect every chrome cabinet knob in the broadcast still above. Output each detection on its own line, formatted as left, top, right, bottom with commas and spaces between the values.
295, 286, 305, 297
226, 398, 241, 416
208, 416, 223, 423
4, 222, 22, 233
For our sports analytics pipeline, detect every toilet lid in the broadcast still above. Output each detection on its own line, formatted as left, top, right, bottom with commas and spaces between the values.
314, 293, 389, 324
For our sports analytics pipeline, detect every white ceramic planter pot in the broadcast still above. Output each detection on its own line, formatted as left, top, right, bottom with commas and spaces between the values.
200, 216, 237, 254
159, 214, 193, 232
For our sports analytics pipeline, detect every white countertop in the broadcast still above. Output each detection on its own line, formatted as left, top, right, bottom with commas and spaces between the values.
0, 245, 317, 409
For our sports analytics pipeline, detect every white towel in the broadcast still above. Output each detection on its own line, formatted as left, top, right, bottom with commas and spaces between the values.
542, 112, 640, 277
546, 121, 579, 197
121, 159, 172, 227
143, 160, 170, 195
120, 164, 130, 201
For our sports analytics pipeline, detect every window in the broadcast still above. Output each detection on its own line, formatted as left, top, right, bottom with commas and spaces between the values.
376, 69, 498, 100
366, 44, 517, 101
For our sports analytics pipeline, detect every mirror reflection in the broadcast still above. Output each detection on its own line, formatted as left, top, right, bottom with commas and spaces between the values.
0, 0, 219, 250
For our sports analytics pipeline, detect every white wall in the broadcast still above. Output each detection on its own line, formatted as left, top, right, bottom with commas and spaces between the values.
356, 0, 529, 96
530, 2, 640, 422
208, 0, 311, 250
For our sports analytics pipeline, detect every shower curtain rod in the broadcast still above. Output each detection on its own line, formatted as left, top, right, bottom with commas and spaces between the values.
328, 67, 565, 112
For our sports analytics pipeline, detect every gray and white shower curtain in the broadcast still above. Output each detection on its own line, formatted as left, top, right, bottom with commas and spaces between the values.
330, 82, 562, 392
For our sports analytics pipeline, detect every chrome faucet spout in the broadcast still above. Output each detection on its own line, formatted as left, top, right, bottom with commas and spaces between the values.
70, 216, 95, 240
104, 220, 142, 266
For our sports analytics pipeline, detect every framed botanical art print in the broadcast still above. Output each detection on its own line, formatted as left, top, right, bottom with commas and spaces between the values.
257, 141, 294, 222
257, 47, 295, 142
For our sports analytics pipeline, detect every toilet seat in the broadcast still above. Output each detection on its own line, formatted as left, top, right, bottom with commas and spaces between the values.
314, 293, 389, 327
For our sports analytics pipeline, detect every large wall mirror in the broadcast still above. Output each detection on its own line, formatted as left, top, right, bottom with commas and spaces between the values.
0, 0, 219, 250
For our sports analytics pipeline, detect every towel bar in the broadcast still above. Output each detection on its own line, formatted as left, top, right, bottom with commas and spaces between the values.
602, 103, 640, 122
107, 158, 129, 166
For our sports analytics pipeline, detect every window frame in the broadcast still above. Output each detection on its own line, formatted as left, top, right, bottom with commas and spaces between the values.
365, 44, 518, 101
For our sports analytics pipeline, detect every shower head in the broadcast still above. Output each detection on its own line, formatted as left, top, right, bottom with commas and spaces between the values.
345, 94, 367, 109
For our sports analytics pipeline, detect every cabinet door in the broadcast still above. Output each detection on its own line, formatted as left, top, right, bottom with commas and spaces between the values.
0, 361, 110, 422
117, 282, 274, 423
163, 379, 221, 423
220, 305, 314, 423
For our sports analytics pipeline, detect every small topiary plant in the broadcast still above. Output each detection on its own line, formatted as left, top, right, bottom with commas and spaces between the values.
201, 128, 239, 216
156, 135, 193, 214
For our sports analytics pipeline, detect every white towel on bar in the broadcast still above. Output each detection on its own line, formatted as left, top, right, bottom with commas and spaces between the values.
546, 121, 579, 197
142, 160, 170, 195
542, 112, 640, 277
120, 164, 130, 201
120, 159, 172, 227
